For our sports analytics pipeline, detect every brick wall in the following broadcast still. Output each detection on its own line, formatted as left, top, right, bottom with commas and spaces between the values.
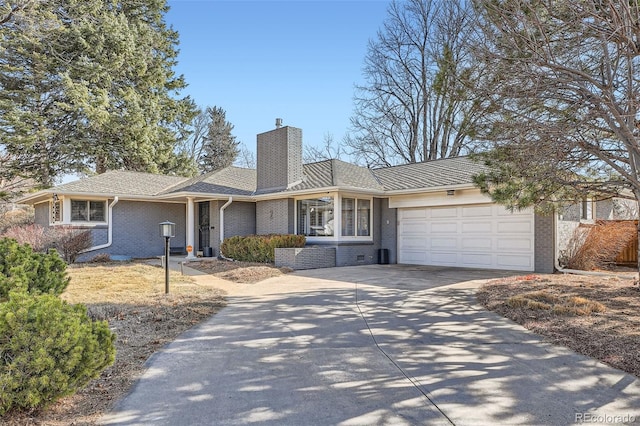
256, 126, 303, 191
275, 247, 336, 270
379, 198, 397, 264
534, 213, 555, 273
223, 201, 256, 239
256, 199, 293, 235
78, 200, 186, 261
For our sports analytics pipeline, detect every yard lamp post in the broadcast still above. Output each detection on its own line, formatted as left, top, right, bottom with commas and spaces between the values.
159, 221, 175, 294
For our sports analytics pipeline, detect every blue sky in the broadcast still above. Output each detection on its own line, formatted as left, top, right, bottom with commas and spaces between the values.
165, 0, 392, 160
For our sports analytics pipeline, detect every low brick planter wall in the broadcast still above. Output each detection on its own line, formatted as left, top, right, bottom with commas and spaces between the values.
275, 247, 336, 270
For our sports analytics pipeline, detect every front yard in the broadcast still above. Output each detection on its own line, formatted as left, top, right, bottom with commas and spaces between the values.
478, 273, 640, 378
5, 261, 640, 424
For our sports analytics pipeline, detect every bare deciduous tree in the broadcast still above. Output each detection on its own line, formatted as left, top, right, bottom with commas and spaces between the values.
303, 133, 345, 163
234, 143, 256, 169
470, 0, 640, 269
347, 0, 483, 167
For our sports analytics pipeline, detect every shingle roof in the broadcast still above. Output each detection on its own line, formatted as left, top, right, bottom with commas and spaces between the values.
28, 156, 484, 201
286, 159, 383, 192
51, 170, 187, 196
372, 156, 486, 191
161, 167, 256, 196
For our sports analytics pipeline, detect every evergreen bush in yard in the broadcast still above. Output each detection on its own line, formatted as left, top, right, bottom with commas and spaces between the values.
0, 291, 115, 414
0, 238, 69, 300
221, 234, 306, 262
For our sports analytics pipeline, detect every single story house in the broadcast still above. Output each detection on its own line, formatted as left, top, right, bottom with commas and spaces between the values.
21, 122, 560, 272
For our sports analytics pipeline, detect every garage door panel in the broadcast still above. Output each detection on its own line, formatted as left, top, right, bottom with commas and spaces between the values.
401, 251, 429, 263
462, 221, 492, 233
430, 252, 458, 265
431, 207, 457, 218
461, 253, 493, 267
398, 204, 535, 272
430, 222, 457, 233
462, 206, 492, 217
497, 238, 533, 251
400, 208, 428, 220
430, 238, 457, 250
462, 238, 492, 250
401, 222, 428, 234
399, 236, 427, 250
496, 206, 530, 217
497, 221, 532, 233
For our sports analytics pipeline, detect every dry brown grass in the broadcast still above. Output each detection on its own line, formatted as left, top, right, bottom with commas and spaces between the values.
505, 290, 606, 315
478, 272, 640, 378
566, 221, 636, 270
186, 258, 292, 283
4, 261, 227, 426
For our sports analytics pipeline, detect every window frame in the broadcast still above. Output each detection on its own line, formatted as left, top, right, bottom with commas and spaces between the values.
68, 199, 108, 225
294, 193, 373, 243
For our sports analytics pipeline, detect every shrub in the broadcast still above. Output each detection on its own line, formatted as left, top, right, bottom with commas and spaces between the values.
1, 224, 49, 252
565, 220, 636, 270
48, 226, 92, 263
0, 239, 69, 300
0, 225, 93, 264
221, 234, 306, 263
0, 291, 116, 414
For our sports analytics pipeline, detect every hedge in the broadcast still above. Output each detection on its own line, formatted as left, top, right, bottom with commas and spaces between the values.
0, 291, 115, 414
221, 234, 306, 263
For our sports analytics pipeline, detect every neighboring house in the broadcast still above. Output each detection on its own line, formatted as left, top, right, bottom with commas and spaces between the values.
20, 122, 557, 273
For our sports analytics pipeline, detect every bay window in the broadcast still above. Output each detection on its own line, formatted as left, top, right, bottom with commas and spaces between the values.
297, 197, 334, 236
296, 195, 372, 239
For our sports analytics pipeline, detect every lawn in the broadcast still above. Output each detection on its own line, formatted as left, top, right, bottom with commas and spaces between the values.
6, 262, 640, 424
5, 261, 228, 426
477, 272, 640, 378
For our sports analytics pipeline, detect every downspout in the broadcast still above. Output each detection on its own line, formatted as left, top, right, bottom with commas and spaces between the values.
553, 210, 637, 279
219, 197, 233, 260
81, 197, 119, 253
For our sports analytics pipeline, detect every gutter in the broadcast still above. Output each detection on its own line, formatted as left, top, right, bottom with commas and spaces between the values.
219, 197, 234, 260
81, 197, 119, 253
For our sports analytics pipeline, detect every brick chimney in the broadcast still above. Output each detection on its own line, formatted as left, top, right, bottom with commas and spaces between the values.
256, 120, 303, 192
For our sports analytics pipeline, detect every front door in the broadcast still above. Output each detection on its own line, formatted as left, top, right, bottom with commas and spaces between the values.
198, 202, 210, 249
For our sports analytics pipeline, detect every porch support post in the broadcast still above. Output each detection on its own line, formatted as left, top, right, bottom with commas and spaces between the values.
186, 197, 197, 259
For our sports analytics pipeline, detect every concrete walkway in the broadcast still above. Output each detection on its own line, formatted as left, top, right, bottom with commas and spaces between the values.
103, 265, 640, 425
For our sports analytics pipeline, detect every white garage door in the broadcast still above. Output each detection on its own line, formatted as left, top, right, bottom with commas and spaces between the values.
398, 204, 534, 271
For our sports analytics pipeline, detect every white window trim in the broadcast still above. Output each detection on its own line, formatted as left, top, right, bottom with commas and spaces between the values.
294, 193, 373, 243
51, 197, 109, 227
295, 193, 339, 243
338, 194, 373, 242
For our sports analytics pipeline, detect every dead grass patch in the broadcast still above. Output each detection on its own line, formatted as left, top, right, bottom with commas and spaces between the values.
478, 273, 640, 378
505, 290, 606, 316
186, 258, 292, 283
4, 262, 226, 426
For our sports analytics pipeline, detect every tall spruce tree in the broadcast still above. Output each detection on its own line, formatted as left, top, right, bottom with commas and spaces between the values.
0, 0, 197, 188
198, 106, 239, 173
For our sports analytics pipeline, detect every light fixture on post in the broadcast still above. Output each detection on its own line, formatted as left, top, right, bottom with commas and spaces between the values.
159, 221, 175, 294
446, 189, 455, 196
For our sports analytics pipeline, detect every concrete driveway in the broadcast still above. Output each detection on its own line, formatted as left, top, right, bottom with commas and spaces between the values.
103, 265, 640, 425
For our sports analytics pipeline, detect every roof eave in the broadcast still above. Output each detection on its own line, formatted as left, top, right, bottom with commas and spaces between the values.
155, 191, 255, 202
385, 183, 477, 196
